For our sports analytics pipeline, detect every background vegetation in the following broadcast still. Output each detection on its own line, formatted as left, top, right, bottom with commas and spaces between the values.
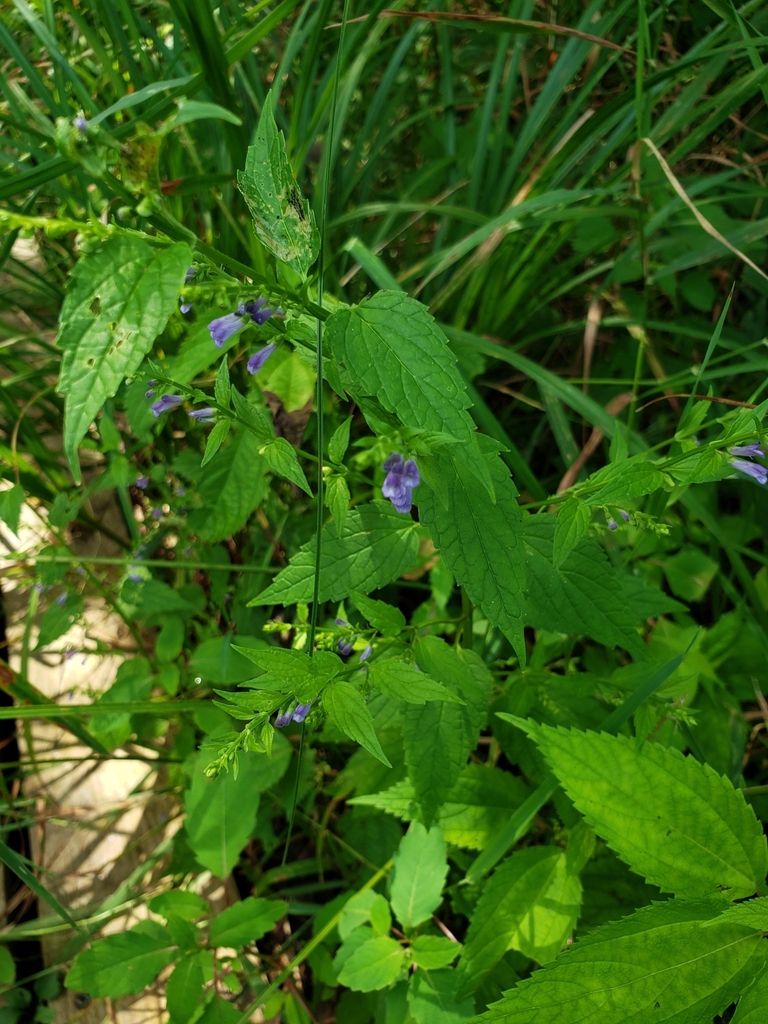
3, 0, 768, 1021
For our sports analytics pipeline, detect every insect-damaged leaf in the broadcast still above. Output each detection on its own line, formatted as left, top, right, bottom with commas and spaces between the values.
237, 90, 319, 278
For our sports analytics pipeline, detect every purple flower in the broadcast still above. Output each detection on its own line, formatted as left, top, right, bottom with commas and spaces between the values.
242, 298, 282, 325
145, 389, 156, 399
335, 617, 349, 627
73, 116, 88, 132
292, 703, 312, 723
608, 519, 618, 531
209, 312, 245, 348
189, 408, 215, 424
338, 640, 354, 656
382, 454, 420, 514
151, 507, 163, 520
135, 475, 149, 489
619, 510, 630, 522
730, 444, 765, 458
150, 394, 183, 417
274, 710, 293, 729
360, 645, 372, 663
56, 593, 67, 606
128, 572, 142, 583
185, 268, 196, 284
34, 583, 44, 594
247, 344, 276, 376
180, 301, 193, 314
731, 458, 768, 485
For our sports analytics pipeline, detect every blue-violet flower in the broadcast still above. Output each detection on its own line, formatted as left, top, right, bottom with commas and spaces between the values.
730, 444, 765, 458
382, 453, 420, 513
150, 394, 183, 417
189, 408, 215, 424
731, 457, 768, 485
247, 344, 276, 375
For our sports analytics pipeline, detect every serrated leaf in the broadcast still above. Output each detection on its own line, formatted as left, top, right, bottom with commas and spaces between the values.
732, 964, 768, 1023
418, 442, 526, 664
208, 897, 286, 948
64, 922, 176, 998
476, 900, 768, 1024
336, 935, 406, 992
403, 638, 489, 825
259, 437, 312, 495
166, 955, 204, 1024
326, 291, 493, 498
184, 751, 264, 877
232, 646, 341, 702
324, 681, 392, 767
523, 515, 646, 658
458, 847, 564, 994
553, 497, 591, 567
351, 763, 530, 851
149, 890, 209, 922
56, 235, 192, 481
325, 474, 350, 537
200, 419, 231, 468
236, 91, 318, 277
339, 891, 379, 941
583, 457, 667, 506
410, 936, 461, 970
187, 426, 268, 543
390, 822, 448, 929
351, 592, 406, 636
328, 416, 352, 463
408, 968, 475, 1024
513, 720, 768, 899
249, 501, 419, 606
370, 661, 463, 705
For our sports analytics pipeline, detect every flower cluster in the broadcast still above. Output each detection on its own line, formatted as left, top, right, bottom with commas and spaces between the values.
335, 618, 372, 661
730, 444, 767, 485
382, 453, 420, 513
208, 298, 281, 349
274, 703, 312, 728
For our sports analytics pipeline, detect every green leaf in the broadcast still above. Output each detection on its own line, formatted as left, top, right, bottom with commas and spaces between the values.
339, 891, 379, 941
214, 356, 231, 409
189, 635, 269, 684
418, 442, 526, 664
523, 515, 647, 658
336, 935, 407, 992
0, 839, 80, 931
233, 646, 341, 702
476, 900, 768, 1024
56, 236, 192, 481
370, 661, 464, 705
410, 936, 461, 970
352, 763, 531, 852
155, 617, 185, 663
187, 426, 268, 543
0, 484, 24, 534
733, 964, 768, 1023
390, 822, 448, 930
324, 681, 392, 767
403, 638, 489, 825
174, 98, 243, 126
249, 502, 419, 606
552, 497, 591, 568
259, 437, 312, 495
208, 897, 286, 948
64, 922, 176, 998
237, 90, 318, 277
583, 457, 667, 506
326, 474, 351, 537
0, 946, 14, 987
326, 291, 493, 497
408, 969, 475, 1024
458, 847, 565, 994
513, 720, 768, 899
351, 592, 406, 636
166, 954, 205, 1024
149, 890, 209, 922
201, 419, 231, 468
184, 751, 264, 877
34, 592, 84, 650
260, 349, 315, 412
328, 416, 352, 463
